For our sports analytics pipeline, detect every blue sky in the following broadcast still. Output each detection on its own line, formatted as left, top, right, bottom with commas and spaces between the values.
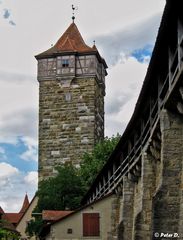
0, 0, 165, 212
0, 141, 37, 172
132, 45, 153, 63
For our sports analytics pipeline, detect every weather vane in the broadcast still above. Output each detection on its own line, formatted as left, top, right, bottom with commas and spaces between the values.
72, 4, 78, 22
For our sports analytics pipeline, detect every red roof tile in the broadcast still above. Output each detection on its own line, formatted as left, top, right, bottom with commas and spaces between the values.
19, 193, 29, 214
36, 22, 97, 58
3, 213, 23, 225
1, 194, 30, 226
0, 217, 19, 233
55, 23, 93, 52
0, 206, 4, 214
42, 210, 73, 221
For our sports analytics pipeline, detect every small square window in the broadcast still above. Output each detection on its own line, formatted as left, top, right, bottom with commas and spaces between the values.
62, 59, 69, 67
67, 228, 73, 234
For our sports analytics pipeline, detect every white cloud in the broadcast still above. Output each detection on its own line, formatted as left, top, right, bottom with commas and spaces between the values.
20, 136, 38, 162
0, 162, 19, 179
94, 13, 162, 66
0, 71, 38, 144
105, 56, 148, 137
0, 162, 19, 194
0, 0, 166, 212
24, 171, 38, 187
0, 163, 37, 212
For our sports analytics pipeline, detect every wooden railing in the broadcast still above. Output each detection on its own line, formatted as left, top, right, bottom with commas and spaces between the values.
87, 43, 183, 204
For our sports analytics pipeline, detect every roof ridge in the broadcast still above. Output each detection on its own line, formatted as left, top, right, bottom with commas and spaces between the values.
19, 194, 29, 214
0, 206, 4, 214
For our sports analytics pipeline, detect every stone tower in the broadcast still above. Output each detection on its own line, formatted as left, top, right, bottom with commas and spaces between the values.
35, 22, 107, 181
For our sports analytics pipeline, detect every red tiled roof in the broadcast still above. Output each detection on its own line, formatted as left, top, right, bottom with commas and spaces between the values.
36, 22, 97, 58
0, 194, 30, 226
55, 23, 93, 52
42, 210, 73, 221
0, 217, 19, 233
19, 193, 29, 214
0, 206, 4, 214
4, 213, 23, 225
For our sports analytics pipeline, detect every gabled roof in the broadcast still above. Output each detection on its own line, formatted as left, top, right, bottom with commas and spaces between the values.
0, 206, 4, 214
36, 22, 97, 58
16, 195, 38, 227
19, 193, 29, 214
4, 213, 22, 225
0, 217, 19, 234
0, 194, 30, 226
42, 210, 73, 221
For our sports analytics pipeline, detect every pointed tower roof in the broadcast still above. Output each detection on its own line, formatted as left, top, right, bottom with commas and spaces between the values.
0, 206, 4, 215
19, 194, 29, 214
36, 22, 97, 59
55, 22, 94, 52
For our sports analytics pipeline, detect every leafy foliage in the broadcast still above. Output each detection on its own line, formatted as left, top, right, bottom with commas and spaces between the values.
25, 218, 43, 237
26, 164, 86, 237
0, 227, 20, 240
26, 134, 120, 238
80, 134, 121, 187
34, 134, 120, 213
35, 164, 86, 212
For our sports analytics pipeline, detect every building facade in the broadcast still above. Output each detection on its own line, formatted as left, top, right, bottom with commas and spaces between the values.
35, 22, 107, 181
39, 194, 118, 240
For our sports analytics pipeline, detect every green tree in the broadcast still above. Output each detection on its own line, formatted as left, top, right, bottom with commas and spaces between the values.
26, 134, 120, 237
26, 163, 86, 237
0, 227, 20, 240
80, 134, 121, 187
35, 163, 86, 212
25, 218, 43, 238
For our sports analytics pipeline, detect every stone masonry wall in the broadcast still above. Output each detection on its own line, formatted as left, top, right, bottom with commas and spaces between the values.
133, 152, 156, 240
116, 109, 183, 240
152, 110, 183, 239
38, 76, 104, 181
118, 176, 135, 240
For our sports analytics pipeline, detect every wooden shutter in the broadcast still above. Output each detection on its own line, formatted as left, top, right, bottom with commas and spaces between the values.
83, 213, 100, 236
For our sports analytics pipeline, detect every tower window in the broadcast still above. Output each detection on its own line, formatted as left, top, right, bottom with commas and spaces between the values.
62, 59, 69, 67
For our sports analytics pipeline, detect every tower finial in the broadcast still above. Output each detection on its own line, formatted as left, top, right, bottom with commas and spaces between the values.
72, 5, 78, 22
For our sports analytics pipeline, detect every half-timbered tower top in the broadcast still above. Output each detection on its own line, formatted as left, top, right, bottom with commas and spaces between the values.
36, 22, 107, 68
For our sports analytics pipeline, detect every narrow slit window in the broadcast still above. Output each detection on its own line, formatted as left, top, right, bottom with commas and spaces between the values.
62, 59, 69, 67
